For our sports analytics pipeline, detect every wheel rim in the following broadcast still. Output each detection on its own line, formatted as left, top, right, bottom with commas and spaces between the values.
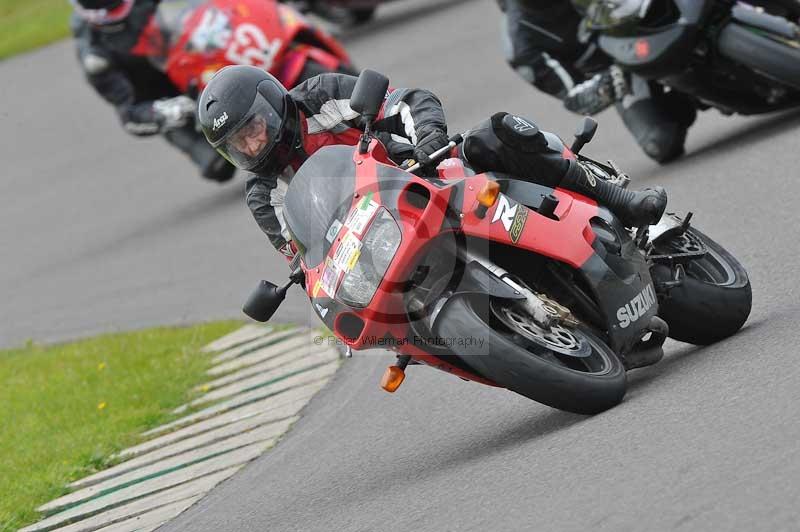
490, 300, 616, 376
497, 305, 589, 356
663, 231, 737, 286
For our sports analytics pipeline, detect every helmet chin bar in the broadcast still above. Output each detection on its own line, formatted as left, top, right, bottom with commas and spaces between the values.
72, 0, 134, 25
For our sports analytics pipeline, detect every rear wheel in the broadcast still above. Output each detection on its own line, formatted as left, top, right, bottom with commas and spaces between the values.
435, 296, 626, 415
652, 228, 752, 345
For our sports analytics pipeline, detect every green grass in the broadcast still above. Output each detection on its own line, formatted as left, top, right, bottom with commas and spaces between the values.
0, 0, 74, 60
0, 321, 242, 531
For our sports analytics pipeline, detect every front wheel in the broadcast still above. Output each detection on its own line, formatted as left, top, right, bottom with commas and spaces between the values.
652, 227, 752, 345
434, 296, 626, 415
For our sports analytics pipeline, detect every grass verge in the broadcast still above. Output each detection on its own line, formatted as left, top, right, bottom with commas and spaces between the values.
0, 321, 242, 531
0, 0, 74, 60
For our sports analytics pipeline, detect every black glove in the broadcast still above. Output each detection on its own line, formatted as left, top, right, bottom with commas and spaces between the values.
563, 66, 628, 116
413, 126, 449, 166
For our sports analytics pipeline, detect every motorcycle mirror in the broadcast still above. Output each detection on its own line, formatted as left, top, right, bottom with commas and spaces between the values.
570, 116, 598, 154
242, 280, 288, 322
350, 69, 390, 121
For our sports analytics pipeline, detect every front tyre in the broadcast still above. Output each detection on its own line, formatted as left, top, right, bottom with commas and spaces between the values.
652, 228, 752, 345
434, 296, 626, 415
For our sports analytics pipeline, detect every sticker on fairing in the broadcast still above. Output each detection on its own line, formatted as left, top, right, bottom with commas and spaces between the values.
344, 199, 379, 235
320, 258, 342, 296
312, 279, 322, 298
325, 219, 343, 244
491, 194, 529, 243
616, 284, 657, 329
333, 232, 362, 271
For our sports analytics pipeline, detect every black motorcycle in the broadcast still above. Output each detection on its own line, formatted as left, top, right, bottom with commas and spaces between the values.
575, 0, 800, 114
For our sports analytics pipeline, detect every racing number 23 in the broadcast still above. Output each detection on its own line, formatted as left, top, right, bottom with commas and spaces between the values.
225, 23, 282, 71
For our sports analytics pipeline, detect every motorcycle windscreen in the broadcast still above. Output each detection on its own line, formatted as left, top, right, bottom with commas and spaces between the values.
585, 0, 652, 30
284, 146, 357, 268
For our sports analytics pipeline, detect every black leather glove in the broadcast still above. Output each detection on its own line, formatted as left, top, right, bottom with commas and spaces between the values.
413, 125, 449, 166
563, 66, 628, 116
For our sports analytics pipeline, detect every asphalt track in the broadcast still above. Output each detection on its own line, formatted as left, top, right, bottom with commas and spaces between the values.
4, 0, 800, 530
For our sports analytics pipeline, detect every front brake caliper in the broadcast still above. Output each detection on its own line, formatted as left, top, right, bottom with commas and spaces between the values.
535, 292, 580, 328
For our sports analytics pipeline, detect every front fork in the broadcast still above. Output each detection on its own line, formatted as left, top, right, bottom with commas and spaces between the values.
461, 250, 567, 329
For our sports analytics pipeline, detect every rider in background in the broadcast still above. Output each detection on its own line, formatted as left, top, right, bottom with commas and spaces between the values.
71, 0, 237, 182
196, 66, 667, 258
498, 0, 696, 163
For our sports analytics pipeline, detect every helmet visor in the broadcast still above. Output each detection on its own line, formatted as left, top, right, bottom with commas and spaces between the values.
71, 0, 135, 25
214, 93, 284, 171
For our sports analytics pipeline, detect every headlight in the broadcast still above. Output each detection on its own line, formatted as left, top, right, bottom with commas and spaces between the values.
337, 209, 401, 308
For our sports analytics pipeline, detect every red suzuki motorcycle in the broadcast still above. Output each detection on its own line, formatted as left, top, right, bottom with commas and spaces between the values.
244, 70, 752, 415
134, 0, 355, 94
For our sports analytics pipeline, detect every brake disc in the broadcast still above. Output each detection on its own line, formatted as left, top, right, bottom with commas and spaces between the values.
491, 301, 591, 357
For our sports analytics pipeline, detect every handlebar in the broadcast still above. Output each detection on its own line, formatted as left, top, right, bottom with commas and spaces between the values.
402, 133, 464, 174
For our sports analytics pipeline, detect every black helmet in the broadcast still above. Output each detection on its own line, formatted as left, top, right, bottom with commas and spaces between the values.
71, 0, 136, 25
198, 65, 303, 176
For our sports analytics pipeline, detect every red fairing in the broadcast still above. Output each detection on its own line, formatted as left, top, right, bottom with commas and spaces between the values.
163, 0, 351, 93
301, 141, 500, 387
459, 173, 598, 269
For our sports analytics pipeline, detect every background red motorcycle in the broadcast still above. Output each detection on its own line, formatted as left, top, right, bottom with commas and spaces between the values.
85, 0, 356, 183
136, 0, 356, 95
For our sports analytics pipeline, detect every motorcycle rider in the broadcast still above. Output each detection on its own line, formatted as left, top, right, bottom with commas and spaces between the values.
197, 65, 667, 256
71, 0, 237, 182
498, 0, 697, 163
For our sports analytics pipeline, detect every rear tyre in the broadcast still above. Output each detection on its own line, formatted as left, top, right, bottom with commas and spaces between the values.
434, 296, 626, 415
652, 228, 752, 345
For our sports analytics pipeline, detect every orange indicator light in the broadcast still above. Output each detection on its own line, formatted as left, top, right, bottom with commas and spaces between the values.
380, 366, 405, 393
476, 181, 500, 208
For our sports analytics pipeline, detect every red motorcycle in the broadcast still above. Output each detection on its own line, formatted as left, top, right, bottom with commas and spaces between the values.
244, 71, 752, 415
133, 0, 355, 94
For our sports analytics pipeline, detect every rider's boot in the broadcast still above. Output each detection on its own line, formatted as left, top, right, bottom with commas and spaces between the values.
560, 162, 667, 227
